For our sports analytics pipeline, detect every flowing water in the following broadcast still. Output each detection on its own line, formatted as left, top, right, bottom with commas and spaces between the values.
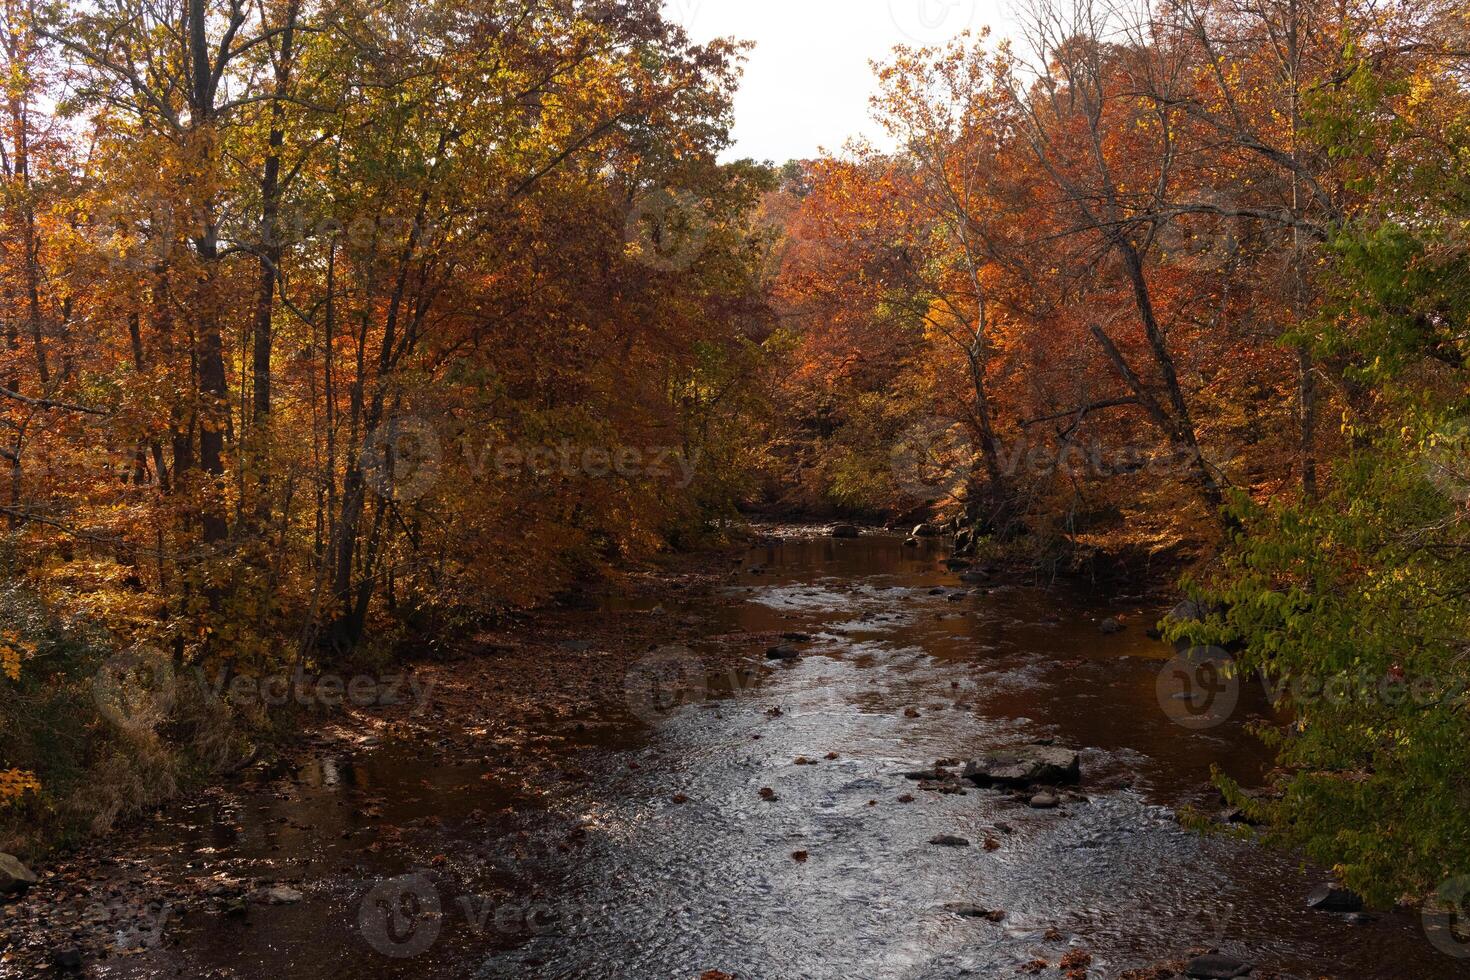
82, 533, 1469, 979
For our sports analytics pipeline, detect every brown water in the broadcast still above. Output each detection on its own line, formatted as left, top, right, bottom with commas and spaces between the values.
57, 533, 1470, 979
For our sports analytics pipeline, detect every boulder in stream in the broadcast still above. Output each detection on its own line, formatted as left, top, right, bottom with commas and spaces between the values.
1163, 598, 1233, 654
944, 903, 1005, 921
1184, 953, 1252, 978
765, 645, 800, 661
927, 834, 971, 847
1168, 598, 1219, 624
902, 768, 950, 781
831, 524, 860, 538
256, 885, 304, 905
963, 745, 1081, 787
0, 853, 36, 895
1099, 617, 1125, 634
1306, 883, 1364, 913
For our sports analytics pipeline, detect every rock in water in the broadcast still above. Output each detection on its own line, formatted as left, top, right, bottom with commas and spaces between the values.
1029, 792, 1060, 809
1306, 883, 1364, 913
1100, 617, 1125, 634
902, 768, 948, 781
1165, 598, 1226, 653
258, 885, 304, 905
944, 903, 1004, 921
928, 835, 971, 847
1184, 953, 1252, 978
963, 745, 1081, 787
1169, 598, 1217, 624
831, 524, 860, 538
765, 645, 800, 661
912, 523, 940, 537
945, 903, 988, 917
0, 853, 37, 895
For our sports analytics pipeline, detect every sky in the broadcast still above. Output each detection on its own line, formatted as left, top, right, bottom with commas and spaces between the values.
663, 0, 1021, 163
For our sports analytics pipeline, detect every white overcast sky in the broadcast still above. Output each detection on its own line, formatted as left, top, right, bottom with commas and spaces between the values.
664, 0, 1022, 162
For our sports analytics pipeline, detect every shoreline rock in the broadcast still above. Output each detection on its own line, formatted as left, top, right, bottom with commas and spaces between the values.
0, 853, 37, 895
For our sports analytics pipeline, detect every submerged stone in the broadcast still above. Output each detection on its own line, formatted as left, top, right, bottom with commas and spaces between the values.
1184, 953, 1252, 978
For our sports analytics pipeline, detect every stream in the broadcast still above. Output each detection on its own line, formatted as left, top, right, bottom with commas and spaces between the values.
75, 532, 1469, 979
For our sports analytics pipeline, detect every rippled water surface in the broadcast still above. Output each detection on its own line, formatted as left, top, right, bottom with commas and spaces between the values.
93, 534, 1470, 979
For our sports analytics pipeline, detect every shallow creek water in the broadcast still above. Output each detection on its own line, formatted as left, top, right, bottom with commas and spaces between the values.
82, 534, 1469, 979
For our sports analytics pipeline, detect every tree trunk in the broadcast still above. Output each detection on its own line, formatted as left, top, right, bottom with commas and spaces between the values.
250, 0, 300, 524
